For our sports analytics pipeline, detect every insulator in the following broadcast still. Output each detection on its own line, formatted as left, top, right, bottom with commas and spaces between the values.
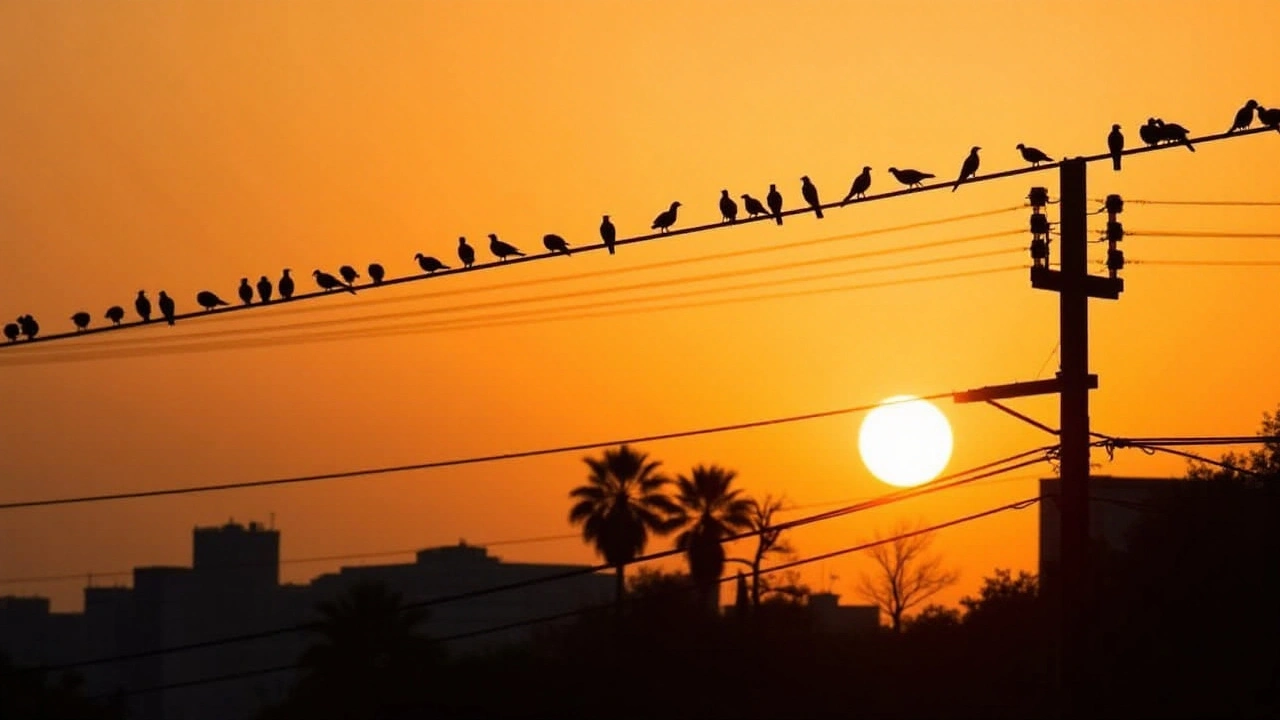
1104, 194, 1124, 215
1106, 220, 1124, 242
1107, 248, 1125, 271
1030, 213, 1051, 235
1028, 187, 1050, 208
1031, 237, 1048, 260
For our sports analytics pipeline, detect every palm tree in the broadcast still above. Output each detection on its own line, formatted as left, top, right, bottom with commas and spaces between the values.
568, 445, 680, 611
670, 464, 755, 612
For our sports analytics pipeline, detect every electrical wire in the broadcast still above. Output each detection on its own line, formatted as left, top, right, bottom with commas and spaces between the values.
1127, 258, 1280, 267
1104, 199, 1280, 207
1128, 230, 1280, 239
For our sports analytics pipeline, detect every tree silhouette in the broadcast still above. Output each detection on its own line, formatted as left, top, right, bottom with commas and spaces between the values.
0, 653, 123, 720
743, 493, 792, 609
856, 520, 959, 632
670, 464, 755, 612
568, 445, 680, 611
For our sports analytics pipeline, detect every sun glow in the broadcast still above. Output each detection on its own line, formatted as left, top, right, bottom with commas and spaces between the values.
858, 395, 954, 487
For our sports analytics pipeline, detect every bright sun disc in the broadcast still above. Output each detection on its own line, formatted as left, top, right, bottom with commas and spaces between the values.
858, 395, 953, 487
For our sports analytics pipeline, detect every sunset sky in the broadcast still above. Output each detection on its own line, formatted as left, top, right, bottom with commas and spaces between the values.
2, 0, 1278, 614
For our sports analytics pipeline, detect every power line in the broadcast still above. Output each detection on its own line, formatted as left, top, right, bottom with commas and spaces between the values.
1128, 258, 1280, 267
1128, 230, 1280, 239
9, 122, 1273, 351
1105, 199, 1280, 207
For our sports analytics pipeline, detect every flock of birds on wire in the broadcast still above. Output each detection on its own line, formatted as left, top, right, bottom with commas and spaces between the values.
5, 100, 1279, 344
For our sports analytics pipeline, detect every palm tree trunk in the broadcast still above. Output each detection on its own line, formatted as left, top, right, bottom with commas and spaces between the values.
613, 564, 626, 617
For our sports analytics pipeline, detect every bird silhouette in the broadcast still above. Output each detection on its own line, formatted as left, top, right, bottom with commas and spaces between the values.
742, 194, 768, 218
1108, 124, 1125, 171
543, 234, 572, 255
488, 234, 525, 261
458, 237, 476, 268
313, 270, 356, 294
237, 278, 254, 306
766, 185, 783, 225
1256, 106, 1280, 134
1155, 119, 1195, 151
135, 290, 152, 322
414, 253, 449, 274
651, 202, 681, 233
888, 167, 934, 188
842, 167, 872, 205
105, 306, 125, 326
952, 147, 981, 191
17, 315, 38, 340
71, 312, 91, 332
368, 263, 385, 285
1229, 99, 1258, 133
196, 291, 230, 311
3, 322, 18, 342
800, 176, 823, 218
158, 292, 176, 325
256, 276, 273, 303
1016, 144, 1054, 167
338, 265, 360, 285
279, 269, 295, 300
600, 215, 616, 255
1138, 118, 1162, 147
719, 190, 738, 223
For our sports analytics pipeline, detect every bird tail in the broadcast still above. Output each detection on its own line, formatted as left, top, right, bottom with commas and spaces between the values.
774, 213, 783, 226
344, 285, 357, 295
952, 182, 960, 192
1183, 138, 1195, 152
841, 193, 853, 206
1112, 156, 1121, 171
814, 207, 824, 219
607, 245, 615, 255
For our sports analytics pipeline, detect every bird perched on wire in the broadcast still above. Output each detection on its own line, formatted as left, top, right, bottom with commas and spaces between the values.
650, 202, 681, 234
414, 253, 449, 274
600, 216, 616, 255
135, 290, 152, 322
1228, 99, 1258, 133
952, 147, 981, 191
196, 291, 230, 311
842, 167, 872, 205
489, 233, 525, 261
742, 193, 768, 219
1256, 106, 1280, 133
313, 270, 356, 294
338, 265, 361, 286
17, 315, 39, 340
1155, 119, 1194, 151
279, 269, 294, 300
766, 185, 783, 225
1016, 144, 1054, 167
368, 263, 386, 285
3, 322, 18, 342
1107, 124, 1124, 171
1138, 118, 1162, 148
888, 167, 934, 188
71, 311, 91, 332
543, 234, 572, 255
105, 306, 125, 326
458, 237, 476, 268
158, 292, 176, 325
257, 276, 273, 303
719, 191, 738, 223
801, 176, 823, 218
237, 278, 254, 306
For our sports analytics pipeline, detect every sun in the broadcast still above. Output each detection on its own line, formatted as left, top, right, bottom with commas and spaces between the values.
858, 395, 954, 487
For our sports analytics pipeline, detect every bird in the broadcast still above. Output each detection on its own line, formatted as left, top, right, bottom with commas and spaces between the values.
650, 201, 681, 233
1256, 106, 1280, 133
719, 190, 738, 223
1229, 99, 1258, 133
158, 292, 176, 325
766, 184, 783, 225
489, 233, 525, 261
800, 176, 823, 218
368, 263, 385, 285
1155, 119, 1195, 151
71, 311, 91, 331
3, 322, 18, 342
135, 290, 152, 322
237, 278, 254, 306
313, 270, 356, 294
414, 253, 449, 274
458, 237, 476, 268
17, 315, 38, 340
279, 269, 295, 300
1138, 118, 1162, 148
600, 215, 616, 255
338, 265, 360, 285
196, 291, 230, 311
256, 276, 273, 303
742, 194, 768, 219
1107, 124, 1124, 171
952, 147, 981, 191
543, 234, 571, 255
842, 167, 872, 205
887, 167, 934, 188
105, 306, 125, 326
1016, 144, 1054, 167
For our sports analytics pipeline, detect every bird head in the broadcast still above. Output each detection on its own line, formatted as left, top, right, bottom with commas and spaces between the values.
972, 146, 982, 153
458, 236, 467, 244
721, 189, 729, 196
312, 270, 322, 277
414, 252, 424, 260
769, 183, 777, 190
671, 201, 681, 208
888, 167, 899, 174
137, 290, 146, 296
282, 268, 291, 275
488, 233, 498, 240
740, 194, 749, 199
602, 214, 610, 220
862, 166, 871, 172
1247, 99, 1259, 108
1112, 124, 1121, 131
240, 277, 248, 283
1016, 143, 1025, 150
801, 175, 809, 182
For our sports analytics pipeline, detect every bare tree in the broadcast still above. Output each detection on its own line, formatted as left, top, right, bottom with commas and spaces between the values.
856, 520, 959, 632
745, 494, 793, 609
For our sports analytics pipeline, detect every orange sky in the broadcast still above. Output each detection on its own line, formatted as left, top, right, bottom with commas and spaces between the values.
2, 0, 1278, 614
